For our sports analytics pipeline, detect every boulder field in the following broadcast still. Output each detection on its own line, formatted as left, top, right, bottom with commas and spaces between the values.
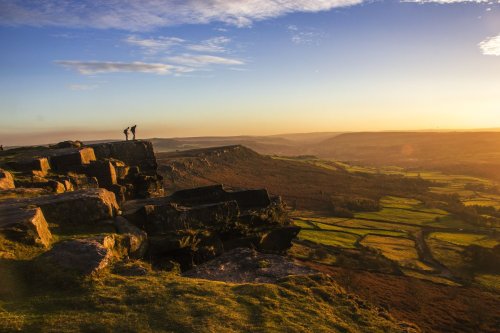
0, 140, 301, 279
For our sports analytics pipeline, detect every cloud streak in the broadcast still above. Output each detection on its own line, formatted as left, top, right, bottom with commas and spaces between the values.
403, 0, 490, 2
187, 37, 231, 53
124, 35, 185, 54
55, 61, 192, 75
479, 35, 500, 56
167, 54, 244, 67
0, 0, 364, 30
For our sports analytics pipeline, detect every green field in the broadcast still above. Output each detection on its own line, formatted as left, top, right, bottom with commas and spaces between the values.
360, 235, 433, 271
429, 232, 499, 248
282, 157, 500, 289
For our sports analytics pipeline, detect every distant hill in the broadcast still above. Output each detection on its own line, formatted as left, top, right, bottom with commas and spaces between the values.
149, 132, 341, 156
152, 131, 500, 181
156, 145, 430, 212
314, 132, 500, 181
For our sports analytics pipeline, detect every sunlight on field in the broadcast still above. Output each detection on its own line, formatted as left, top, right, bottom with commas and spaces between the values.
475, 274, 500, 292
427, 238, 466, 273
429, 232, 499, 248
298, 229, 359, 248
356, 208, 444, 226
335, 219, 420, 233
360, 235, 433, 271
294, 219, 406, 238
402, 270, 460, 286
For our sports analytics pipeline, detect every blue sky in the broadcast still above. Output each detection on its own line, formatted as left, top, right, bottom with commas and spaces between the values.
0, 0, 499, 145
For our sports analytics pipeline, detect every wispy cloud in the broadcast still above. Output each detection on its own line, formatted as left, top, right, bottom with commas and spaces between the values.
402, 0, 492, 3
55, 61, 192, 75
0, 0, 364, 31
479, 35, 500, 56
187, 37, 231, 53
124, 35, 185, 54
68, 84, 98, 91
287, 25, 323, 45
167, 54, 244, 67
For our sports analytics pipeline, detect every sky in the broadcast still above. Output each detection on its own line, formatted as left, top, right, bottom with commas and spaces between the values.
0, 0, 499, 145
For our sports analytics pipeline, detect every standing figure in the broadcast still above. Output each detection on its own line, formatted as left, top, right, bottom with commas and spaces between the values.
131, 125, 137, 140
123, 127, 130, 141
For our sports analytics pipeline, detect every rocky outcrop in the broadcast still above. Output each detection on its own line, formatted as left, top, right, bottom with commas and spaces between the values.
124, 185, 298, 270
183, 247, 315, 283
0, 169, 15, 190
1, 140, 300, 277
0, 140, 163, 199
0, 205, 52, 247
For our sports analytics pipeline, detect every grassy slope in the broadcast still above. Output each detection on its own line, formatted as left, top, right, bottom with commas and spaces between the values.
0, 264, 411, 333
304, 263, 500, 333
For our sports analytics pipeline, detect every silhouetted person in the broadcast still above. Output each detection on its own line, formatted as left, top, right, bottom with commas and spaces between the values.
131, 125, 137, 140
123, 127, 130, 141
0, 145, 3, 151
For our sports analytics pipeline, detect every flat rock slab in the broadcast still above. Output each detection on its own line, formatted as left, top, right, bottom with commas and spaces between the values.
39, 238, 113, 276
0, 205, 52, 247
1, 188, 119, 225
89, 141, 158, 174
183, 247, 315, 283
170, 184, 271, 210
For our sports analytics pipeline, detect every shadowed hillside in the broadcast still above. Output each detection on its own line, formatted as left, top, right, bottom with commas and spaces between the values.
157, 145, 431, 212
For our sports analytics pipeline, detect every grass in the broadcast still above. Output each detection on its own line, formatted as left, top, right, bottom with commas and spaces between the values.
0, 264, 410, 333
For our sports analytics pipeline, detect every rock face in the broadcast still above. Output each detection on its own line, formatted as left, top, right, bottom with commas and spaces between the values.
124, 185, 298, 270
0, 169, 15, 190
183, 247, 315, 283
0, 205, 52, 247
